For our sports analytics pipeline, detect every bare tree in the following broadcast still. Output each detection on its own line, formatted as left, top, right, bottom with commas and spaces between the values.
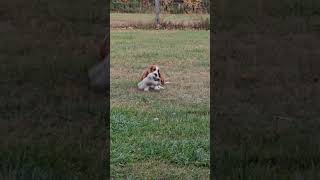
155, 0, 160, 27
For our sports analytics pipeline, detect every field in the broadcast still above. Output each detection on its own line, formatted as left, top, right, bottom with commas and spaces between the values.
2, 0, 320, 178
0, 1, 107, 179
213, 16, 320, 179
110, 29, 210, 178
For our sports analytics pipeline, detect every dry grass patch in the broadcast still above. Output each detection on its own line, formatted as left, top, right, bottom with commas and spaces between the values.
111, 13, 210, 30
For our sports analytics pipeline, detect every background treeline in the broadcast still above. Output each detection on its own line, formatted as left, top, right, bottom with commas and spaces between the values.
111, 0, 210, 14
215, 0, 320, 18
111, 0, 320, 17
111, 0, 320, 16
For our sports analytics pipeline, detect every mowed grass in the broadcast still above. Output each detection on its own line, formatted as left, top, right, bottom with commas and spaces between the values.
0, 0, 107, 179
213, 17, 320, 179
111, 13, 209, 27
110, 30, 210, 178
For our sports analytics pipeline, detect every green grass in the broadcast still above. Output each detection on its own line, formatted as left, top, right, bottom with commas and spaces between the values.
213, 17, 320, 179
110, 30, 210, 178
0, 0, 107, 179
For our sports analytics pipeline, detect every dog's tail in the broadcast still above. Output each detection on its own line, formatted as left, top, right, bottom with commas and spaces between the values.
164, 78, 172, 84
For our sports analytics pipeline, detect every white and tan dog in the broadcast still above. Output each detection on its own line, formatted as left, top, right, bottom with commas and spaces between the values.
140, 65, 165, 85
138, 71, 164, 91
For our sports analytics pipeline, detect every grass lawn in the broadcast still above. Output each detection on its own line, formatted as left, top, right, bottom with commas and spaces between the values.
110, 30, 210, 178
111, 13, 209, 27
0, 1, 107, 179
213, 17, 320, 179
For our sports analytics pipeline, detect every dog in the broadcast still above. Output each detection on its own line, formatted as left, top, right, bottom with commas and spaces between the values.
140, 64, 166, 85
138, 71, 164, 91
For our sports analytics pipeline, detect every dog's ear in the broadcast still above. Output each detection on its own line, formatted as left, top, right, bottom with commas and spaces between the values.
99, 34, 109, 60
160, 76, 165, 85
158, 69, 161, 77
141, 69, 149, 80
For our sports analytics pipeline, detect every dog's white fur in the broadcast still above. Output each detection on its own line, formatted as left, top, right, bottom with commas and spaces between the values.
138, 71, 164, 91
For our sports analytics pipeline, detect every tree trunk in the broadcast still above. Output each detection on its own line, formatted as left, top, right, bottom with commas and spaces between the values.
155, 0, 160, 27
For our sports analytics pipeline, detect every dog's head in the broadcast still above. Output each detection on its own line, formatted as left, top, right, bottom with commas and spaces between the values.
149, 64, 158, 73
141, 64, 164, 85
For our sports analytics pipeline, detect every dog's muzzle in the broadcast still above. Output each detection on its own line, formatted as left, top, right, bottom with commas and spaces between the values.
153, 77, 160, 81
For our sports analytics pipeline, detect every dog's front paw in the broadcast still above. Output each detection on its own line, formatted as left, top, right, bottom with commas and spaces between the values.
154, 85, 164, 91
144, 87, 149, 91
